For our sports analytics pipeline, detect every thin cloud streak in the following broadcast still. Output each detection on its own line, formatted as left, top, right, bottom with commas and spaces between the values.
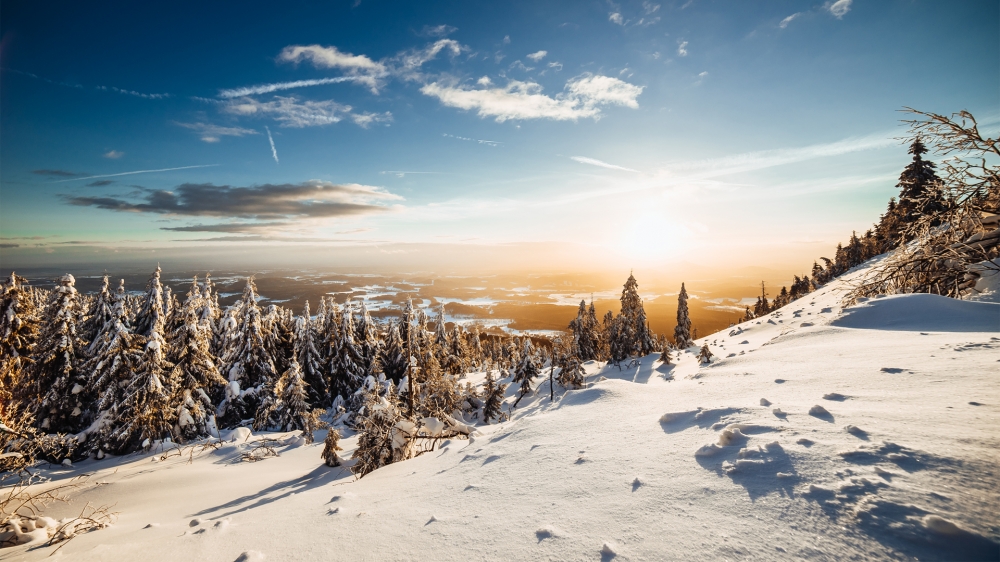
217, 77, 359, 99
570, 156, 639, 173
51, 164, 219, 183
266, 127, 279, 163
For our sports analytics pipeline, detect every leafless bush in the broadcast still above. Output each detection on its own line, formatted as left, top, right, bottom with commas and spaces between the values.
1, 472, 116, 552
240, 438, 280, 463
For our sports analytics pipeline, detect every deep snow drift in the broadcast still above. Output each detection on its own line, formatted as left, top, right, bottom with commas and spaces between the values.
4, 260, 999, 561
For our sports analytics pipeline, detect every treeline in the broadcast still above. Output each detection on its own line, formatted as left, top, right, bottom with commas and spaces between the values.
740, 130, 972, 320
0, 267, 693, 474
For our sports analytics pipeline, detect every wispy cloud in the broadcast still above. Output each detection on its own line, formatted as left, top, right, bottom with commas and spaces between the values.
161, 222, 288, 233
223, 95, 390, 128
51, 164, 219, 183
277, 44, 389, 92
677, 40, 689, 57
826, 0, 852, 18
779, 12, 802, 28
175, 122, 259, 142
609, 12, 625, 25
380, 170, 442, 178
103, 150, 124, 159
95, 85, 170, 99
265, 126, 279, 163
64, 180, 403, 219
217, 77, 359, 99
420, 24, 457, 38
33, 169, 80, 178
443, 133, 501, 146
571, 156, 639, 173
526, 50, 547, 62
420, 73, 642, 122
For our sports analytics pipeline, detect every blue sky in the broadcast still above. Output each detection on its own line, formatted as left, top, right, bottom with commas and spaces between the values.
1, 0, 996, 273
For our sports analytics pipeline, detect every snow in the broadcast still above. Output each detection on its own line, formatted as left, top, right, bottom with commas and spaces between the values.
6, 258, 999, 561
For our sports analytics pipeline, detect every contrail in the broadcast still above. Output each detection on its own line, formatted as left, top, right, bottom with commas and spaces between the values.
266, 127, 279, 164
53, 164, 219, 183
218, 77, 357, 99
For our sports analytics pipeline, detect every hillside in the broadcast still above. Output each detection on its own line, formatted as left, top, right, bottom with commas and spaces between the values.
4, 257, 998, 562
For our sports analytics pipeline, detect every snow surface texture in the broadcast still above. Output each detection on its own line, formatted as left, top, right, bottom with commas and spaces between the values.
6, 260, 999, 561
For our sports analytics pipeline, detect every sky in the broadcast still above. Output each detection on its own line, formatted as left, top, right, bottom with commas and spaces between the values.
1, 0, 997, 275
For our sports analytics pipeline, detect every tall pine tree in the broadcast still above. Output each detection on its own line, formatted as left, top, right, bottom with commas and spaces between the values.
34, 274, 89, 433
673, 282, 693, 349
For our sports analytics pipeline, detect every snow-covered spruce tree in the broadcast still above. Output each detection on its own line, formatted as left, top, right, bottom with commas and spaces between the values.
87, 318, 142, 453
133, 266, 166, 337
218, 278, 278, 427
351, 384, 410, 478
607, 315, 629, 367
379, 323, 408, 384
0, 273, 39, 414
673, 283, 693, 349
467, 326, 484, 370
167, 281, 225, 441
268, 358, 312, 433
481, 371, 508, 424
443, 325, 468, 376
697, 344, 713, 364
113, 330, 174, 452
896, 137, 944, 235
83, 275, 114, 343
33, 274, 90, 434
329, 306, 364, 406
263, 304, 294, 375
295, 301, 329, 408
619, 273, 657, 357
355, 301, 381, 379
557, 336, 586, 389
512, 338, 540, 406
321, 428, 343, 467
568, 299, 599, 362
598, 310, 615, 361
658, 342, 673, 365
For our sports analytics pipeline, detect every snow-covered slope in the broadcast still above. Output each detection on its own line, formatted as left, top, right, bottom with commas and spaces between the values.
5, 259, 999, 561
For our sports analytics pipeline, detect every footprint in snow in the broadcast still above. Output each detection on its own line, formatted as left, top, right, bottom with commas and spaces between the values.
234, 552, 265, 562
631, 477, 644, 491
880, 367, 906, 374
823, 393, 848, 401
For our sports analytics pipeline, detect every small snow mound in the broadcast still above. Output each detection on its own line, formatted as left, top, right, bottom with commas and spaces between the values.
845, 425, 867, 437
536, 525, 561, 540
631, 477, 644, 491
809, 405, 831, 417
759, 398, 771, 406
772, 408, 786, 418
600, 541, 618, 558
234, 551, 265, 562
923, 515, 964, 536
229, 427, 252, 443
694, 443, 723, 457
823, 393, 847, 401
832, 293, 1000, 332
189, 518, 201, 527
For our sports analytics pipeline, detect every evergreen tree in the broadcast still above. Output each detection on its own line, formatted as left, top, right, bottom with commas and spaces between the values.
443, 325, 468, 376
697, 343, 714, 364
133, 266, 166, 337
618, 273, 657, 357
895, 138, 944, 231
83, 275, 114, 342
271, 358, 312, 432
568, 299, 598, 361
321, 429, 344, 467
329, 306, 364, 404
33, 274, 89, 433
218, 278, 278, 426
295, 301, 329, 407
351, 385, 409, 478
658, 342, 673, 365
481, 371, 508, 424
168, 279, 225, 441
379, 323, 408, 384
0, 273, 39, 418
673, 283, 693, 349
355, 301, 381, 379
115, 330, 174, 451
88, 317, 142, 452
512, 338, 540, 405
